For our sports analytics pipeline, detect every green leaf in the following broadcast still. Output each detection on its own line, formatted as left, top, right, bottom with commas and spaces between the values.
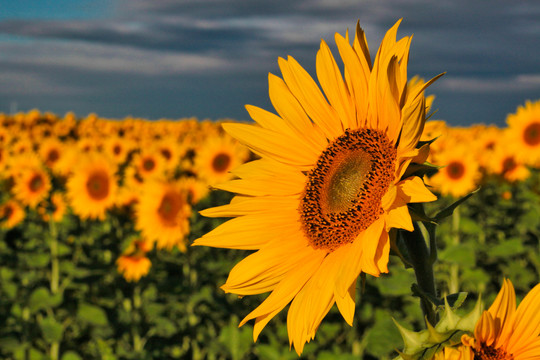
488, 238, 525, 257
153, 317, 177, 337
28, 287, 63, 313
444, 292, 468, 309
0, 336, 20, 352
39, 316, 64, 343
77, 303, 108, 326
439, 243, 476, 267
61, 351, 82, 360
433, 189, 479, 223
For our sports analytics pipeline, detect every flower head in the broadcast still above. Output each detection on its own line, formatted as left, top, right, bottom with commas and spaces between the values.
195, 19, 440, 354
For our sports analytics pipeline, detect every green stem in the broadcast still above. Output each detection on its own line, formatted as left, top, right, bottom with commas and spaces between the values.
449, 207, 460, 294
132, 285, 143, 353
49, 219, 59, 360
402, 222, 438, 326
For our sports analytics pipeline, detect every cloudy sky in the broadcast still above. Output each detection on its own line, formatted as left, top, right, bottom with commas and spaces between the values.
0, 0, 538, 126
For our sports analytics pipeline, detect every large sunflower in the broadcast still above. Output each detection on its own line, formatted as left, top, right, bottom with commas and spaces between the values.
66, 154, 118, 220
194, 20, 439, 354
460, 279, 540, 360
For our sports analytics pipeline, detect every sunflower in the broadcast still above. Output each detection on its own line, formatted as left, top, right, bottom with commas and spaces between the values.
194, 20, 440, 354
12, 164, 51, 209
132, 149, 165, 180
460, 279, 540, 359
135, 179, 191, 251
38, 138, 65, 173
486, 139, 530, 182
66, 154, 118, 220
0, 200, 25, 229
104, 136, 134, 165
193, 134, 251, 185
116, 255, 151, 282
506, 99, 540, 167
427, 140, 480, 198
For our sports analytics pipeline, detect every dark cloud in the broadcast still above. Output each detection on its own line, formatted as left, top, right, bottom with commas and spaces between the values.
0, 0, 538, 125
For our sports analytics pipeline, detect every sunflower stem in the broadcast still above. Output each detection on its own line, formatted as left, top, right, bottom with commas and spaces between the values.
402, 221, 438, 327
49, 217, 60, 360
449, 206, 460, 294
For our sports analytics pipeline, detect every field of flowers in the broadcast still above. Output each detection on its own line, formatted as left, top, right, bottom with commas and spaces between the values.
0, 99, 538, 359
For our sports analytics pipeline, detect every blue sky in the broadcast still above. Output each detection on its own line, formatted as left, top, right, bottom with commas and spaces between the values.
0, 0, 538, 126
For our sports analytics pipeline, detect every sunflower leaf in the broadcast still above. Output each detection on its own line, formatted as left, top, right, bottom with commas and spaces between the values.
432, 189, 479, 223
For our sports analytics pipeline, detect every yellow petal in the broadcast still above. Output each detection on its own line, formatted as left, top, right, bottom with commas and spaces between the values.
316, 40, 355, 130
386, 202, 414, 232
222, 123, 318, 169
506, 282, 540, 353
335, 33, 369, 127
398, 176, 437, 203
268, 72, 327, 151
223, 240, 314, 295
200, 195, 298, 217
193, 211, 300, 249
279, 56, 343, 140
335, 279, 356, 326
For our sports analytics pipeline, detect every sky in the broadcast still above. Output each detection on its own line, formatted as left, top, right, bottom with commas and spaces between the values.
0, 0, 539, 126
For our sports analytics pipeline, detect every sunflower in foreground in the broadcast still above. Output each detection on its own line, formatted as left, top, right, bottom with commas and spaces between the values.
428, 280, 540, 360
66, 154, 118, 220
194, 20, 440, 354
460, 279, 540, 360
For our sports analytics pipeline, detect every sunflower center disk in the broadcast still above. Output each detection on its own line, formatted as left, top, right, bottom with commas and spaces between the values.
446, 161, 465, 180
158, 192, 181, 225
524, 122, 540, 146
300, 129, 397, 252
86, 171, 110, 200
212, 153, 231, 173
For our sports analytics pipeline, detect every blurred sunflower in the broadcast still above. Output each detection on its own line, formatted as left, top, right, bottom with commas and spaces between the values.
460, 279, 540, 359
427, 142, 480, 197
12, 165, 51, 208
0, 200, 25, 229
193, 135, 250, 185
116, 255, 151, 282
104, 136, 134, 165
155, 137, 182, 172
38, 138, 64, 172
133, 149, 165, 180
506, 99, 540, 167
136, 179, 191, 251
194, 20, 440, 353
487, 141, 529, 182
66, 154, 118, 220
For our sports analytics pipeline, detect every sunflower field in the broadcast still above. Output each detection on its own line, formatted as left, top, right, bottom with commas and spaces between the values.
0, 98, 538, 360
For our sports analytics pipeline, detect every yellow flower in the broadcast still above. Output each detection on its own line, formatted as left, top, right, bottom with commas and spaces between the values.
38, 138, 65, 173
66, 154, 118, 220
0, 200, 25, 229
194, 20, 439, 354
193, 134, 250, 186
135, 179, 191, 251
427, 140, 480, 197
12, 164, 51, 209
116, 255, 151, 282
506, 99, 540, 167
132, 149, 165, 180
461, 279, 540, 360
